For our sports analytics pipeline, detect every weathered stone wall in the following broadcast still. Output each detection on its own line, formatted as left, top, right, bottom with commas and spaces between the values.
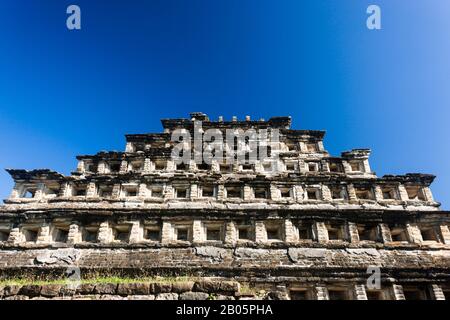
0, 246, 448, 277
1, 113, 449, 300
0, 279, 240, 300
1, 279, 447, 300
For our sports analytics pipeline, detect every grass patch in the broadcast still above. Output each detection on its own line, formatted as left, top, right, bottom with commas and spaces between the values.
0, 275, 202, 286
238, 284, 266, 297
239, 284, 257, 296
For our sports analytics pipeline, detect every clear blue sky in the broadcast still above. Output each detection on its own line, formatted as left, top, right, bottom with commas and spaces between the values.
0, 1, 448, 208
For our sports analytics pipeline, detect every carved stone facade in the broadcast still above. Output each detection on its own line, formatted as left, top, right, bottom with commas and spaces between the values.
0, 112, 449, 300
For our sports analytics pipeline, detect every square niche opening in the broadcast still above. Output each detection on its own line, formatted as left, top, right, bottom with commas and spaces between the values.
237, 226, 252, 241
82, 227, 99, 243
266, 224, 282, 241
402, 286, 430, 300
154, 161, 166, 171
350, 161, 362, 172
0, 230, 10, 241
329, 162, 342, 173
130, 161, 143, 172
23, 228, 39, 243
297, 222, 313, 240
280, 188, 291, 198
382, 187, 397, 200
145, 227, 161, 242
405, 187, 426, 201
151, 186, 163, 198
176, 188, 188, 199
202, 185, 215, 198
306, 143, 318, 152
328, 288, 349, 300
220, 164, 232, 173
254, 188, 268, 199
124, 188, 138, 197
176, 227, 190, 241
109, 162, 121, 173
390, 227, 408, 242
326, 223, 345, 241
53, 227, 69, 243
420, 227, 439, 242
99, 186, 113, 197
357, 224, 379, 242
176, 163, 188, 171
290, 289, 310, 300
285, 163, 295, 172
114, 225, 131, 242
306, 189, 319, 200
206, 226, 222, 241
197, 163, 211, 171
263, 163, 272, 172
366, 290, 385, 300
355, 187, 373, 200
73, 186, 87, 197
331, 187, 345, 200
226, 187, 241, 199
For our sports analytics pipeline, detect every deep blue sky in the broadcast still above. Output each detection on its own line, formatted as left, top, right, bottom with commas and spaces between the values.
0, 1, 448, 208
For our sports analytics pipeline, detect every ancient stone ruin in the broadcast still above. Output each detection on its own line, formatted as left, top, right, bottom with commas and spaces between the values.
0, 112, 448, 300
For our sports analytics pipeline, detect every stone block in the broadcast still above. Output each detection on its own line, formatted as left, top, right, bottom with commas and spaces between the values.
321, 185, 332, 201
155, 292, 178, 300
284, 219, 298, 243
171, 281, 195, 293
93, 283, 118, 295
193, 280, 221, 293
314, 222, 328, 242
179, 292, 209, 300
59, 285, 76, 296
161, 221, 174, 243
117, 283, 150, 295
347, 222, 359, 243
76, 283, 95, 294
195, 246, 227, 260
2, 285, 21, 297
379, 223, 392, 242
67, 224, 81, 244
97, 221, 112, 243
151, 282, 172, 294
346, 184, 357, 201
406, 224, 423, 244
128, 221, 143, 243
192, 220, 204, 242
19, 285, 42, 297
422, 187, 434, 202
224, 221, 237, 244
254, 221, 267, 243
37, 225, 51, 243
40, 284, 62, 297
315, 286, 328, 300
440, 225, 450, 244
